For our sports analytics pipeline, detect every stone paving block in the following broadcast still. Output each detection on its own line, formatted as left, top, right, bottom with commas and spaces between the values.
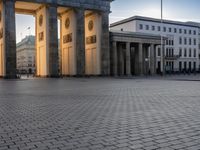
0, 77, 200, 149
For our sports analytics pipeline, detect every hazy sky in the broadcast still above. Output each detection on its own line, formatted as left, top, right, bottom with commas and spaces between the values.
16, 0, 200, 42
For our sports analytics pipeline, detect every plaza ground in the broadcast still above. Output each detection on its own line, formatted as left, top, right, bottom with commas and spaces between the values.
0, 76, 200, 150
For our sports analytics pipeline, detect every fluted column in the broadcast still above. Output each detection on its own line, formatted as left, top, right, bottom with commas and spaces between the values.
0, 0, 16, 78
101, 12, 110, 75
75, 8, 85, 76
48, 5, 59, 77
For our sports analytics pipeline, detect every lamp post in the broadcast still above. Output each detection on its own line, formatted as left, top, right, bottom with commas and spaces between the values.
161, 0, 165, 75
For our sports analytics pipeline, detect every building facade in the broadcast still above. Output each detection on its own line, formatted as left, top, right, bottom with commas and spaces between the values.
17, 36, 35, 74
0, 0, 111, 78
110, 31, 164, 76
110, 16, 200, 73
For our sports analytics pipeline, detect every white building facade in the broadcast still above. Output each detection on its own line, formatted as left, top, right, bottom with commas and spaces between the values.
110, 16, 200, 73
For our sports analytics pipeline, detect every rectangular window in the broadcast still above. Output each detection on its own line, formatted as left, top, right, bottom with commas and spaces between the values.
194, 39, 196, 45
193, 62, 196, 70
194, 30, 196, 35
146, 25, 149, 30
139, 24, 143, 30
184, 29, 187, 34
158, 48, 161, 56
179, 61, 182, 72
194, 49, 196, 57
179, 48, 182, 57
189, 62, 192, 71
158, 26, 161, 31
179, 37, 182, 44
174, 28, 177, 33
179, 29, 182, 33
189, 49, 192, 57
189, 30, 191, 34
184, 38, 187, 45
184, 62, 187, 70
169, 28, 171, 32
152, 26, 155, 31
184, 48, 187, 57
163, 27, 166, 32
189, 38, 192, 45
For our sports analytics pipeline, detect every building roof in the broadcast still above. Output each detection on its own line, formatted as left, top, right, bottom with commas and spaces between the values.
110, 30, 167, 40
110, 16, 200, 28
17, 35, 35, 48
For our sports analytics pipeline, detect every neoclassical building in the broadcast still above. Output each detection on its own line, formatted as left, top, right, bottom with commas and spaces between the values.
0, 0, 111, 78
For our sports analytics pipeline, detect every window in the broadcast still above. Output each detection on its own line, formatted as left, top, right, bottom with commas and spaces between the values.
174, 28, 177, 33
171, 40, 174, 46
169, 28, 172, 32
193, 62, 196, 70
189, 38, 192, 45
139, 24, 143, 30
194, 30, 196, 35
158, 48, 161, 56
179, 29, 182, 33
184, 29, 187, 34
189, 30, 191, 34
179, 37, 182, 44
189, 62, 192, 71
194, 49, 196, 57
157, 26, 161, 31
166, 40, 169, 45
152, 25, 155, 31
163, 27, 166, 32
146, 25, 149, 30
194, 39, 196, 45
189, 49, 192, 57
179, 61, 182, 72
166, 48, 169, 57
184, 48, 187, 57
184, 38, 187, 45
184, 62, 187, 70
179, 48, 182, 57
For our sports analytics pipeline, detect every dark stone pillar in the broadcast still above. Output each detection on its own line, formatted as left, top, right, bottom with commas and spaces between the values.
138, 43, 144, 75
101, 12, 110, 76
112, 41, 118, 76
48, 5, 59, 77
75, 8, 85, 76
126, 42, 131, 76
4, 0, 16, 78
150, 44, 156, 75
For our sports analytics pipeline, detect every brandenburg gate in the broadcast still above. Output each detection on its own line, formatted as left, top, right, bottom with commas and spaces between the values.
0, 0, 111, 78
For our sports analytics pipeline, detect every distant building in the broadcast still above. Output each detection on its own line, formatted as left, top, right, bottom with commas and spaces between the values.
16, 36, 35, 74
110, 16, 200, 73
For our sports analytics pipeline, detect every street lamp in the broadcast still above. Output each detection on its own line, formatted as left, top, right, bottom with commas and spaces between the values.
161, 0, 165, 75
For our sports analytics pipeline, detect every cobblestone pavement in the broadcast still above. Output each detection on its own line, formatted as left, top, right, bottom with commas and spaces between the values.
0, 77, 200, 150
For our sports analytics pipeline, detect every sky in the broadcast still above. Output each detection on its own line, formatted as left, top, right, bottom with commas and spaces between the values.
16, 0, 200, 43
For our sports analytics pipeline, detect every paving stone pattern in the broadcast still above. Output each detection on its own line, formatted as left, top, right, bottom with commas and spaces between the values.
0, 78, 200, 150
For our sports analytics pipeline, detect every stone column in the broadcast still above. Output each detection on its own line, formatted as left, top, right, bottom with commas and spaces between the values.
75, 8, 85, 76
48, 5, 59, 77
138, 43, 143, 75
126, 42, 131, 76
101, 12, 110, 76
1, 0, 16, 78
119, 44, 124, 75
112, 41, 118, 76
150, 44, 156, 75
